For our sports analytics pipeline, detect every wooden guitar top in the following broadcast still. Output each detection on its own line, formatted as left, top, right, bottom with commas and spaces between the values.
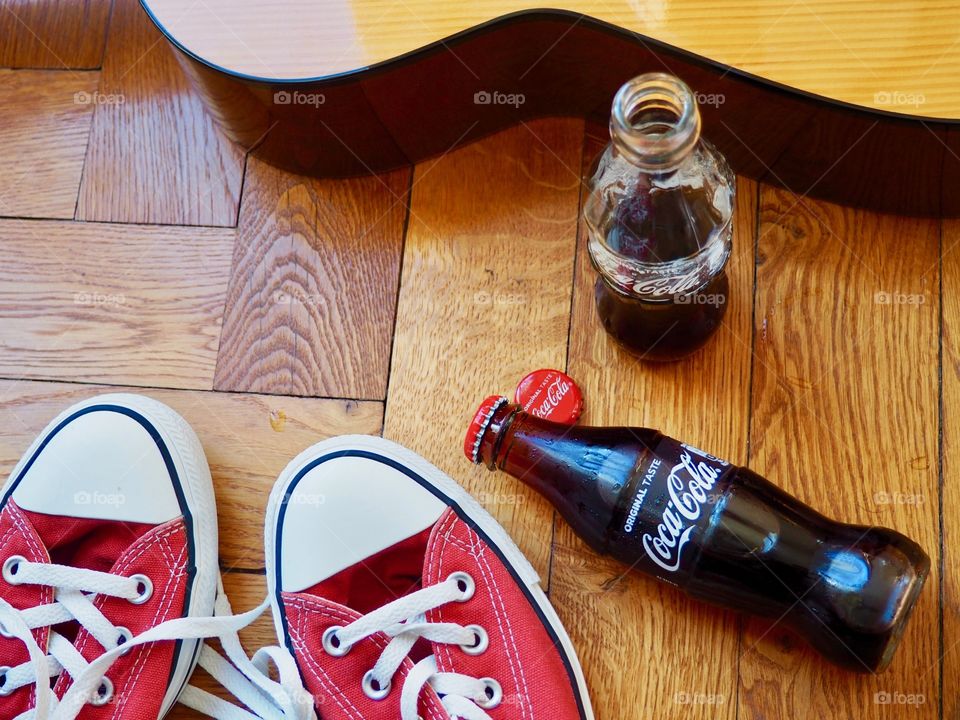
142, 0, 960, 119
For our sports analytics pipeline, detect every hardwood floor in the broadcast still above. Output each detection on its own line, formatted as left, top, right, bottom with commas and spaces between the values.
0, 1, 112, 69
385, 118, 584, 581
215, 157, 410, 400
740, 190, 941, 718
0, 219, 235, 388
0, 2, 953, 719
0, 69, 98, 218
75, 0, 244, 225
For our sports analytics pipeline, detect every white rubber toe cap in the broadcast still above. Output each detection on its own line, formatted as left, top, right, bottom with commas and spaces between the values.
276, 453, 447, 592
9, 398, 184, 524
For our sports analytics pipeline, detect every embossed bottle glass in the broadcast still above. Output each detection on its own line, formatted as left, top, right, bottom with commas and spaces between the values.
584, 73, 735, 360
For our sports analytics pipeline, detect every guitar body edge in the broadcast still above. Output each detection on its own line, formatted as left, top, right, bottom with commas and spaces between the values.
157, 9, 960, 216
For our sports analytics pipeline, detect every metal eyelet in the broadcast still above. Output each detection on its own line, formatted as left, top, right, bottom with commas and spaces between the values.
361, 670, 391, 701
460, 625, 489, 655
3, 556, 26, 584
0, 666, 12, 696
115, 626, 132, 655
128, 574, 153, 605
476, 678, 503, 709
448, 571, 475, 601
321, 626, 352, 657
91, 677, 114, 706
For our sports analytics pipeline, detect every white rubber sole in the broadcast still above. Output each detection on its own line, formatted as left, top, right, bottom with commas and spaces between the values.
1, 393, 220, 719
263, 434, 595, 720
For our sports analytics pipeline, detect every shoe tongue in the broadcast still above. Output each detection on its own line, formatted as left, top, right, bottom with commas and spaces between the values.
301, 524, 434, 615
20, 507, 154, 573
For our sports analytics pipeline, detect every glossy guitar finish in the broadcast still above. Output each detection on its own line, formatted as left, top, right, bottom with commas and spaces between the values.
141, 2, 960, 215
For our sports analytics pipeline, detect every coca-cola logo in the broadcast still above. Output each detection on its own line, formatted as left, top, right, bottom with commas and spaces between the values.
641, 445, 727, 573
530, 376, 571, 418
517, 370, 582, 424
632, 267, 703, 298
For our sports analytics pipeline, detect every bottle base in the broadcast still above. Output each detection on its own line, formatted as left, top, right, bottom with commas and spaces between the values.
873, 563, 928, 673
800, 532, 931, 673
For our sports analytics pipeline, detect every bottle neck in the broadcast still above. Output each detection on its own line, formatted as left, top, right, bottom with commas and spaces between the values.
475, 407, 655, 554
476, 404, 521, 471
586, 73, 733, 301
609, 72, 701, 172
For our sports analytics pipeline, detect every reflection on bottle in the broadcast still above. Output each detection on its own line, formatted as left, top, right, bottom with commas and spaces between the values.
822, 549, 870, 592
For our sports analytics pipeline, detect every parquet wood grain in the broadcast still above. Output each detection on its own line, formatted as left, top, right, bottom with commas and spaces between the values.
740, 188, 940, 719
0, 1, 112, 69
0, 219, 235, 389
214, 157, 410, 400
75, 0, 243, 226
383, 119, 584, 582
0, 69, 98, 219
0, 380, 383, 571
553, 130, 757, 720
939, 219, 960, 718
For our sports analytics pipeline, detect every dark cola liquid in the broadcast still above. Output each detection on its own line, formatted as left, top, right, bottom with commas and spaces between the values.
595, 272, 728, 361
476, 408, 930, 673
595, 183, 728, 360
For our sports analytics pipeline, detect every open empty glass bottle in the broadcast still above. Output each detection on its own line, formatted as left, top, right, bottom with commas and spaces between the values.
584, 73, 736, 361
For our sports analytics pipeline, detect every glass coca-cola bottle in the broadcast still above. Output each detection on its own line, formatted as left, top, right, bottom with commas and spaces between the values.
584, 73, 735, 361
464, 397, 929, 673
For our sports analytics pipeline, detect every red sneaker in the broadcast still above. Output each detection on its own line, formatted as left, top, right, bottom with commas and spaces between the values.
0, 394, 219, 719
263, 435, 594, 720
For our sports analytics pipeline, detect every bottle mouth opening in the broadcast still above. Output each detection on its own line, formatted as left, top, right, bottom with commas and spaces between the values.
610, 73, 701, 170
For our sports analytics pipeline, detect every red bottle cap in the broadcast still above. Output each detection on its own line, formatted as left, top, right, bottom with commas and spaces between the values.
514, 369, 584, 424
464, 395, 509, 464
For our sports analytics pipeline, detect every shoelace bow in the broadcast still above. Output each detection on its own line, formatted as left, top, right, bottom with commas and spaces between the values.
0, 559, 312, 720
322, 572, 502, 720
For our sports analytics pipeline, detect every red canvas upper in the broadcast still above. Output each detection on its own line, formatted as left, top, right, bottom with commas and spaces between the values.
0, 500, 190, 719
423, 510, 582, 720
280, 591, 448, 720
0, 502, 55, 718
279, 507, 583, 720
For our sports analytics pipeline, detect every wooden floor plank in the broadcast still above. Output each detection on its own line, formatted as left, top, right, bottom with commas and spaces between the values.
940, 219, 959, 718
75, 0, 243, 226
0, 1, 112, 69
214, 157, 410, 400
0, 219, 235, 389
741, 188, 940, 718
0, 69, 98, 219
554, 129, 757, 720
383, 118, 584, 581
0, 380, 383, 571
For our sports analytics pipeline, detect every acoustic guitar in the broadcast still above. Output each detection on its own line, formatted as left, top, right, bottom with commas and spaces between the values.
139, 1, 960, 215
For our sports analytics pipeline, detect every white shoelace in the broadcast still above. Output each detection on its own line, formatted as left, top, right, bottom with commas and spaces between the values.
0, 559, 312, 720
0, 558, 501, 720
177, 588, 315, 720
323, 571, 501, 720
